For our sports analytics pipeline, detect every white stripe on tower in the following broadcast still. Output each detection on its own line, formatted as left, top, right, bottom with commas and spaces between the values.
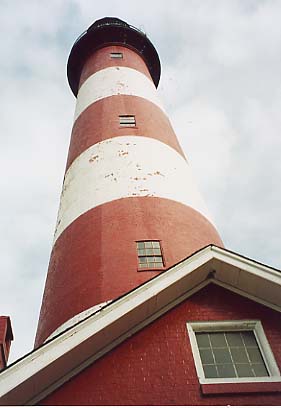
74, 67, 164, 121
54, 136, 213, 243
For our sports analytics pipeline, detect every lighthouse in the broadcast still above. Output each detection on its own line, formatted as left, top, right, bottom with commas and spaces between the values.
35, 17, 223, 346
1, 17, 280, 406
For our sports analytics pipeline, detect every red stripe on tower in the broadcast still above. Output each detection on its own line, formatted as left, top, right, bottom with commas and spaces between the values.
35, 18, 223, 346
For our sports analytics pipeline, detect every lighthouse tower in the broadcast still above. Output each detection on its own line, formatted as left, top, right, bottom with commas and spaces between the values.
35, 17, 223, 346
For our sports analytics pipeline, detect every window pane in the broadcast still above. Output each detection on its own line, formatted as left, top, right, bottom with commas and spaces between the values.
154, 248, 161, 255
145, 241, 153, 248
145, 256, 154, 261
230, 347, 249, 363
210, 333, 227, 348
242, 331, 258, 347
226, 332, 243, 347
217, 364, 236, 378
196, 333, 210, 348
213, 349, 232, 364
247, 348, 264, 364
199, 349, 214, 364
235, 364, 255, 377
203, 365, 218, 378
152, 241, 160, 248
139, 257, 146, 263
146, 248, 154, 255
138, 249, 145, 256
253, 363, 269, 377
137, 242, 145, 249
148, 263, 154, 268
155, 262, 163, 267
154, 256, 162, 262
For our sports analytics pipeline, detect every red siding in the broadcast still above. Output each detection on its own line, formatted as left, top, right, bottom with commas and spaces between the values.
67, 95, 185, 170
35, 198, 222, 346
78, 45, 152, 88
40, 284, 281, 406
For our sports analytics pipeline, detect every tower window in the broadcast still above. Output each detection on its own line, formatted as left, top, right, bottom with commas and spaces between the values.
136, 241, 164, 269
187, 321, 280, 383
119, 115, 136, 127
110, 52, 123, 59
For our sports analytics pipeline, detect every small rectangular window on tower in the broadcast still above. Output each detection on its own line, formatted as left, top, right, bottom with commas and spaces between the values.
136, 241, 164, 269
110, 52, 123, 59
119, 115, 136, 127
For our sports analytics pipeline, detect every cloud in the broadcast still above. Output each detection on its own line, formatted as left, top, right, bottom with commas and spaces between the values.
1, 0, 280, 363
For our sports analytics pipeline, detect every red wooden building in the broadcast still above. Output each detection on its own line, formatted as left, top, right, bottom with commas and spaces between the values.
0, 18, 280, 405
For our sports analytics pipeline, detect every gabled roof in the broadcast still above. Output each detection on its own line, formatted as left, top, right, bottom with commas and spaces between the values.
0, 245, 280, 405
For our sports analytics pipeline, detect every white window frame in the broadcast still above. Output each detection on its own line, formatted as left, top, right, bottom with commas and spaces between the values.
187, 320, 280, 384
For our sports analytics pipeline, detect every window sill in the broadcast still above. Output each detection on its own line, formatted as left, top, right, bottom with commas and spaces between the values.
137, 267, 166, 272
200, 379, 281, 395
118, 126, 138, 129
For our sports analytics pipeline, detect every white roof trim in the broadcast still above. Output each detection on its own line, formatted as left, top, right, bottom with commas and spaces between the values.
0, 245, 280, 405
212, 246, 281, 281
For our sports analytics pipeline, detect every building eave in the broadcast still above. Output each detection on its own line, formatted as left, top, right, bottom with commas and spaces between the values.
0, 245, 280, 405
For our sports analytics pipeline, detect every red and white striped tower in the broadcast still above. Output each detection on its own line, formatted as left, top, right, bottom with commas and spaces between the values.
35, 18, 223, 346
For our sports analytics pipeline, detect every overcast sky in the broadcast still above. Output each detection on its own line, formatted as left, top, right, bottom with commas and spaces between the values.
1, 0, 281, 363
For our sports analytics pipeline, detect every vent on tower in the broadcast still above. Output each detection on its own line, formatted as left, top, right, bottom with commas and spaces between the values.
119, 115, 136, 127
110, 52, 123, 59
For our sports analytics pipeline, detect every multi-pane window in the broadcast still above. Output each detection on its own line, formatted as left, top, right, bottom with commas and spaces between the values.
187, 321, 280, 383
119, 115, 136, 127
195, 331, 268, 379
137, 241, 164, 269
110, 52, 123, 58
